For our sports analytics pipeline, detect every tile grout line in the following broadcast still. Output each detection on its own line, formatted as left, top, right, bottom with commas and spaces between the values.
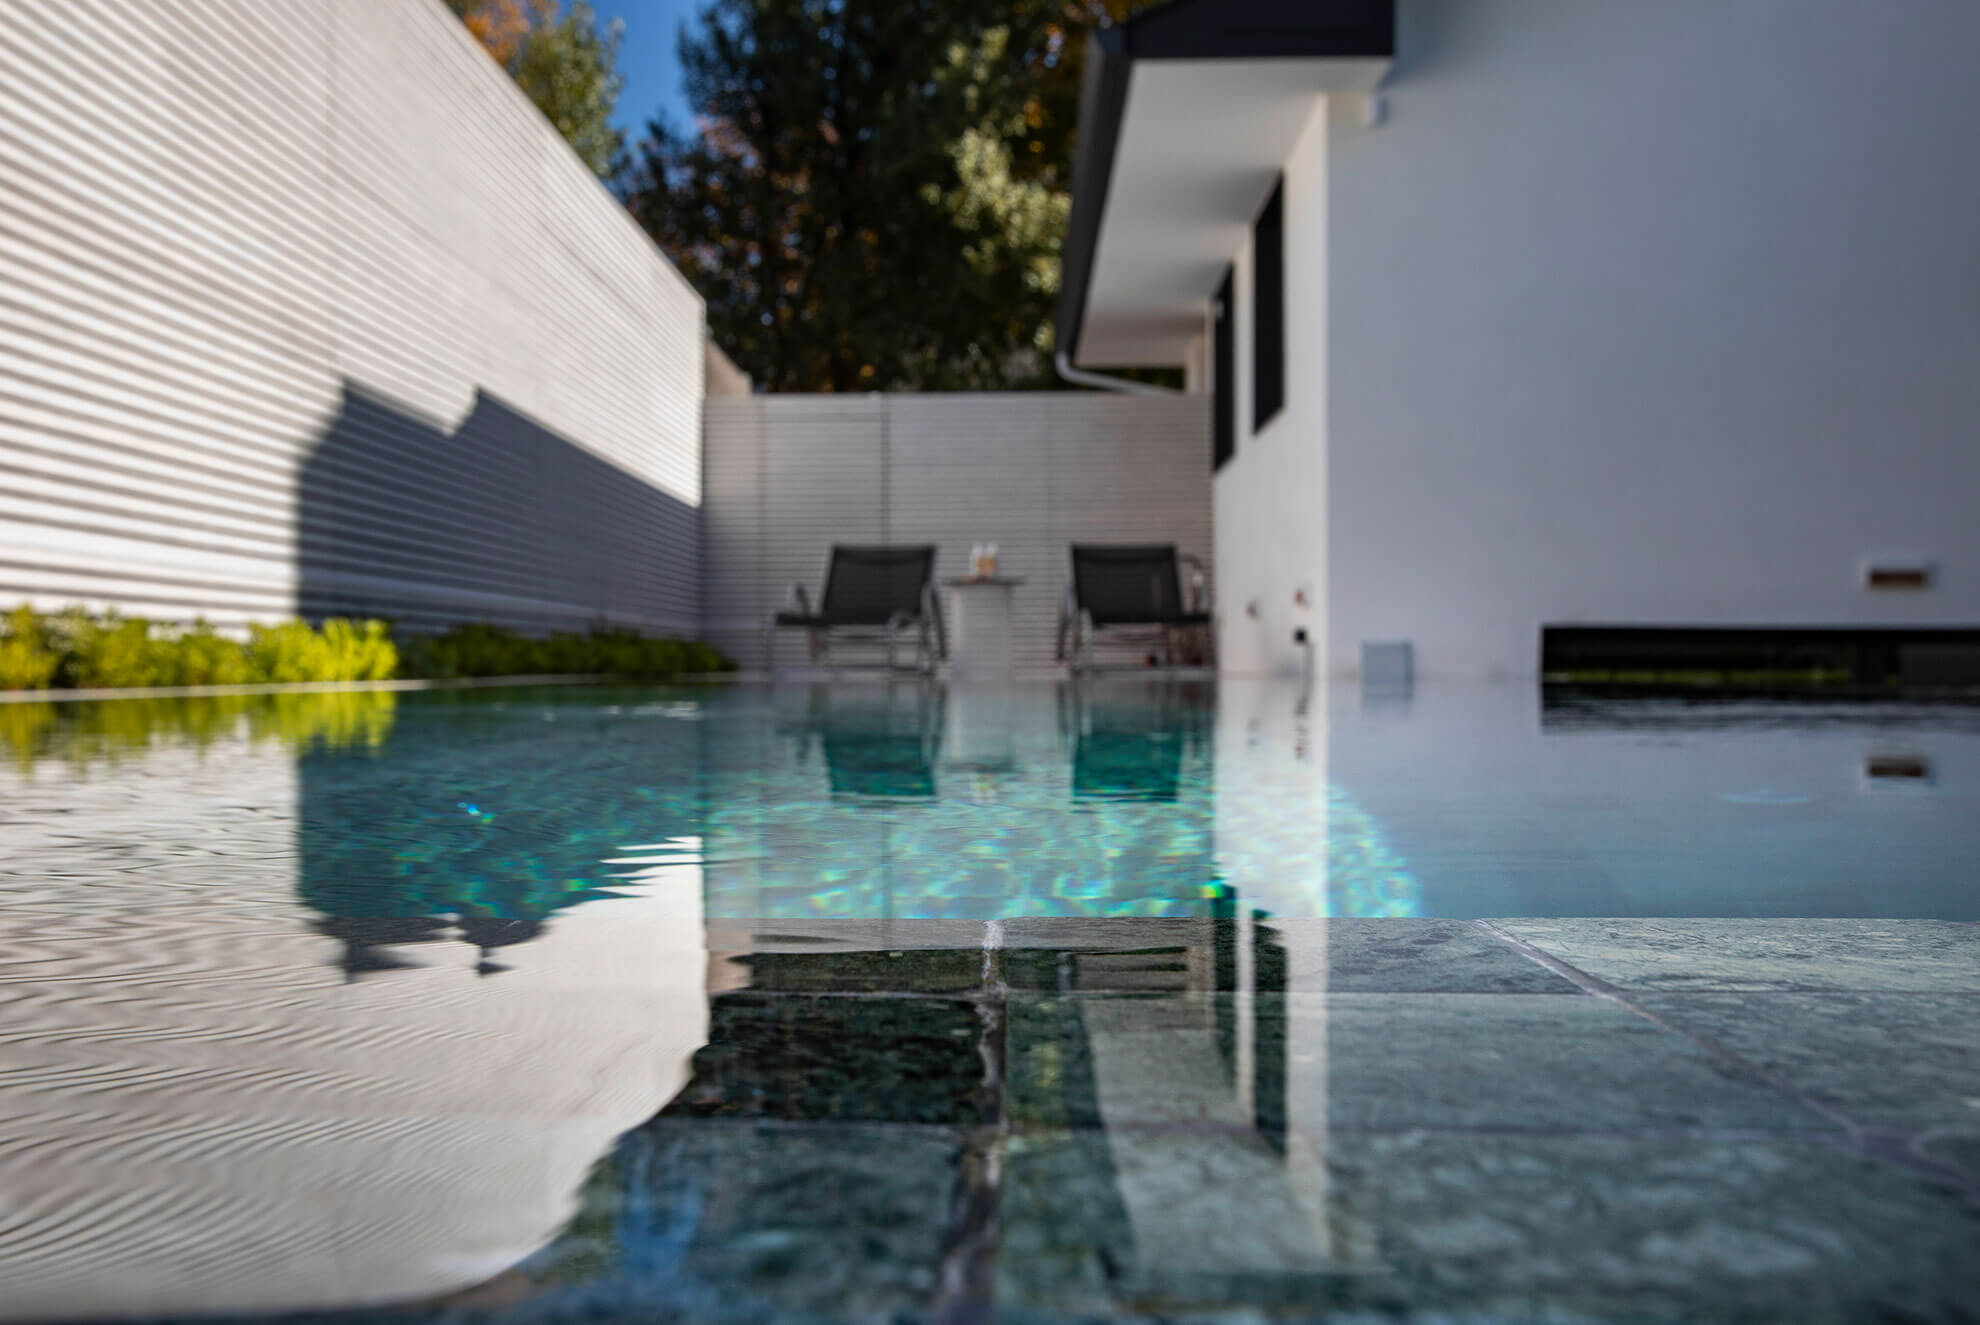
1470, 920, 1980, 1202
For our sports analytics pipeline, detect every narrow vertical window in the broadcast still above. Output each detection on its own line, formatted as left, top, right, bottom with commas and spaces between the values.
1212, 265, 1235, 471
1252, 177, 1285, 432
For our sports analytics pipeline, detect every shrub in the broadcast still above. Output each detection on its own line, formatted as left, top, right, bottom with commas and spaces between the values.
63, 612, 177, 689
393, 623, 734, 680
0, 605, 61, 690
0, 604, 728, 692
320, 618, 397, 682
399, 622, 532, 679
167, 622, 253, 687
245, 619, 391, 683
241, 621, 313, 684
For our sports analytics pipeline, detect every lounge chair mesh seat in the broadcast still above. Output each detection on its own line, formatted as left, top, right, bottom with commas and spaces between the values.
775, 545, 945, 671
1059, 543, 1212, 669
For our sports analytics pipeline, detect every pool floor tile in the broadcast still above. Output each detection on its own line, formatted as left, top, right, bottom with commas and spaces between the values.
1273, 918, 1582, 994
660, 991, 991, 1124
1005, 991, 1836, 1135
1307, 1132, 1980, 1324
996, 1131, 1980, 1322
998, 1129, 1385, 1318
522, 1119, 961, 1321
1633, 991, 1980, 1132
1491, 918, 1980, 992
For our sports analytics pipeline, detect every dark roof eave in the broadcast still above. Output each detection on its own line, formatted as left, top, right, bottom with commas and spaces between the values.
1057, 0, 1396, 368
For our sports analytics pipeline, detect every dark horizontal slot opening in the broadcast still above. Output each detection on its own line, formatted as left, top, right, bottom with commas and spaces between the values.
1866, 567, 1932, 590
1865, 754, 1932, 780
1542, 626, 1980, 692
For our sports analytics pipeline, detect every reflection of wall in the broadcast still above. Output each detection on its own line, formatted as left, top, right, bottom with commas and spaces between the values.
1327, 683, 1980, 918
700, 684, 1220, 919
297, 691, 709, 970
1213, 679, 1422, 921
0, 729, 709, 1322
704, 395, 1210, 671
0, 1, 703, 631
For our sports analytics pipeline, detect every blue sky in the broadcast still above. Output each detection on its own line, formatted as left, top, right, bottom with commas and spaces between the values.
594, 0, 702, 142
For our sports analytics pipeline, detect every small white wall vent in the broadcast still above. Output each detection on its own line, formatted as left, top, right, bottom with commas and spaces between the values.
1362, 641, 1413, 690
1862, 559, 1933, 590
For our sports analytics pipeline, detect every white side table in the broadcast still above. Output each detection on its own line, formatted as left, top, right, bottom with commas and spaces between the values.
943, 577, 1024, 679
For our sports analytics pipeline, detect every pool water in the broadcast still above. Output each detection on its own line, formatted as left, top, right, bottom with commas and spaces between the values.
2, 680, 1976, 1322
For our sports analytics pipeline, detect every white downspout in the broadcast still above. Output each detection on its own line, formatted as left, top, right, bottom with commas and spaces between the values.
1054, 350, 1180, 397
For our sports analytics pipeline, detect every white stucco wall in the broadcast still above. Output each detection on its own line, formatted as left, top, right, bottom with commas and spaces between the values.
1214, 101, 1328, 678
1216, 0, 1980, 679
704, 392, 1211, 672
1332, 0, 1980, 678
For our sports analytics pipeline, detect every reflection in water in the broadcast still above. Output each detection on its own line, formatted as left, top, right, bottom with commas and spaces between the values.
0, 694, 709, 1321
0, 688, 397, 774
702, 681, 1234, 920
4, 682, 1979, 1320
297, 690, 706, 978
785, 683, 945, 800
461, 915, 1305, 1319
1066, 681, 1210, 802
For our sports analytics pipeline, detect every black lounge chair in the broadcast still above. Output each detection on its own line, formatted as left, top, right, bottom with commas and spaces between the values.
1057, 544, 1212, 671
775, 544, 946, 673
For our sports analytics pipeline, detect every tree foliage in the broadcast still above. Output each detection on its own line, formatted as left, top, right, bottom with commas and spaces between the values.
624, 1, 1145, 393
447, 0, 627, 179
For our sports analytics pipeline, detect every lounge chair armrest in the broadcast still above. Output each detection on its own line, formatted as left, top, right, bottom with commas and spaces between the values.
1055, 581, 1077, 661
791, 584, 813, 615
922, 584, 948, 659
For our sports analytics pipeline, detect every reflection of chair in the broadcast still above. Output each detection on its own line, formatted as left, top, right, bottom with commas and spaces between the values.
1057, 544, 1212, 671
786, 685, 945, 800
775, 545, 946, 673
1062, 681, 1212, 803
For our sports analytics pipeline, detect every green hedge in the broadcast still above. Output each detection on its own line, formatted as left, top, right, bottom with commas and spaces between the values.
393, 622, 734, 681
0, 606, 732, 691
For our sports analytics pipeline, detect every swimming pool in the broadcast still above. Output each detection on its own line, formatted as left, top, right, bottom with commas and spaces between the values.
12, 678, 1974, 930
2, 680, 1976, 1322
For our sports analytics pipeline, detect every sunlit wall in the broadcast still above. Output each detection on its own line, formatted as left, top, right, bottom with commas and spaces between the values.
0, 1, 705, 633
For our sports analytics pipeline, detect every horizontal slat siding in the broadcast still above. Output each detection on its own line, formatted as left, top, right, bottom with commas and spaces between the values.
704, 393, 1211, 670
0, 0, 704, 635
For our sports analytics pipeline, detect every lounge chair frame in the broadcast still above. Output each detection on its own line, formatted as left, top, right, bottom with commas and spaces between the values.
1056, 543, 1213, 672
774, 545, 947, 674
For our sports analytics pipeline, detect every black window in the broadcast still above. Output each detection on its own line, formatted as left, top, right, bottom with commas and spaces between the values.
1252, 177, 1285, 432
1212, 265, 1234, 471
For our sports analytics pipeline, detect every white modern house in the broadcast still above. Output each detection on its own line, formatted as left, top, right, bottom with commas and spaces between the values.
1059, 0, 1980, 681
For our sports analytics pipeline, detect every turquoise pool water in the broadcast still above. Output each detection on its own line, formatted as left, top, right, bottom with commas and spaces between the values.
6, 679, 1978, 943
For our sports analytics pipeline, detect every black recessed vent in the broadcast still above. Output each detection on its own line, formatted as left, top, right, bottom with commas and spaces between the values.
1541, 626, 1980, 692
1252, 178, 1285, 432
1865, 754, 1932, 781
1212, 265, 1235, 471
1865, 564, 1933, 590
